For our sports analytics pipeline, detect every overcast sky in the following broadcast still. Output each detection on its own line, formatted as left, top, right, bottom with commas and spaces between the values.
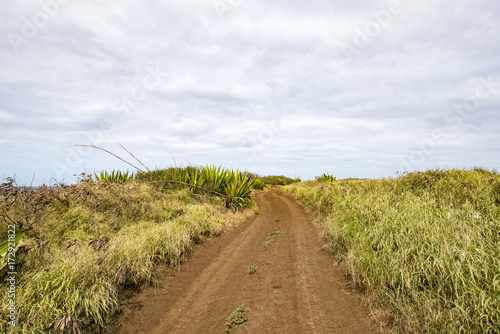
1, 0, 499, 185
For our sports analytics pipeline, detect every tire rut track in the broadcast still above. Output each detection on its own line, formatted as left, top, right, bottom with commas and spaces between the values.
117, 190, 381, 333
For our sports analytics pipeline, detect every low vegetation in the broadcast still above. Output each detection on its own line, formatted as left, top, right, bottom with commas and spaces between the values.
316, 172, 336, 183
224, 303, 249, 333
0, 166, 256, 333
248, 264, 259, 275
262, 227, 281, 250
137, 165, 256, 208
251, 175, 301, 190
282, 168, 500, 333
92, 170, 135, 183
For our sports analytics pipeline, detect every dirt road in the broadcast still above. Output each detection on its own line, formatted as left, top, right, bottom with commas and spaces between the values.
117, 190, 379, 333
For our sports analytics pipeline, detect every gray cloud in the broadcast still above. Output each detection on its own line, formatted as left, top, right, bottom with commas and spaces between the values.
1, 0, 499, 184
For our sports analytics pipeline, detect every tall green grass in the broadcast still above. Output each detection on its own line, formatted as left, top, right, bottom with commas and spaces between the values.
0, 179, 253, 333
282, 168, 500, 333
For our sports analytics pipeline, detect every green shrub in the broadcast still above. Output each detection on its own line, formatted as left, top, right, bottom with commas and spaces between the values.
138, 165, 257, 208
256, 175, 301, 186
316, 172, 336, 182
252, 178, 266, 190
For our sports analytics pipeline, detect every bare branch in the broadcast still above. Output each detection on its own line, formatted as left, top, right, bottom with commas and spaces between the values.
119, 143, 151, 173
74, 145, 145, 173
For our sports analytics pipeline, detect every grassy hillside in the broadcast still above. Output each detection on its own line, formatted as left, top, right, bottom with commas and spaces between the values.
0, 168, 256, 333
282, 168, 500, 333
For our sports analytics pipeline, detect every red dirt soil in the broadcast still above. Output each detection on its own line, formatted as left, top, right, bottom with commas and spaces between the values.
116, 190, 382, 333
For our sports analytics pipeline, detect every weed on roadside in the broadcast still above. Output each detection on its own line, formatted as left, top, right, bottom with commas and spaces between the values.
262, 227, 281, 250
248, 264, 259, 275
224, 304, 249, 333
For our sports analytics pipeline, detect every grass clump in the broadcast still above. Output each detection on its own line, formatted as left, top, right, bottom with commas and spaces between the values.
0, 177, 253, 333
224, 303, 249, 333
282, 168, 500, 333
248, 264, 259, 275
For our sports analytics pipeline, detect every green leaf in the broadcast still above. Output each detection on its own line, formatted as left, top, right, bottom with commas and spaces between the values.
0, 231, 26, 270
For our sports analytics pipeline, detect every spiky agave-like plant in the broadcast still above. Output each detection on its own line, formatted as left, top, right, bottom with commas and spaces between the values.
92, 170, 135, 183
